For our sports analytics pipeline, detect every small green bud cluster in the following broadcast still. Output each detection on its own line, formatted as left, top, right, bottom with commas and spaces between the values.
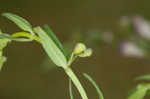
74, 43, 92, 57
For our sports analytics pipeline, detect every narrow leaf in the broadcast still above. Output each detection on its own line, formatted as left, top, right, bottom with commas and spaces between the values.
2, 13, 33, 32
0, 38, 10, 50
0, 56, 7, 71
0, 34, 11, 39
83, 73, 104, 99
0, 37, 10, 71
34, 26, 67, 68
43, 24, 68, 60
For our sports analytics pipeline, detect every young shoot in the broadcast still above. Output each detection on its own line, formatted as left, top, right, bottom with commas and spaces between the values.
0, 12, 103, 99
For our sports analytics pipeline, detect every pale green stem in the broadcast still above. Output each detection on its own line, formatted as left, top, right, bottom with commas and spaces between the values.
69, 79, 74, 99
67, 53, 74, 66
67, 53, 78, 67
11, 32, 41, 43
29, 31, 36, 40
65, 67, 88, 99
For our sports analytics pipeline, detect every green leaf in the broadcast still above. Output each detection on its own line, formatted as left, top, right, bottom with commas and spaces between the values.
0, 56, 7, 71
128, 87, 147, 99
69, 79, 74, 99
43, 24, 68, 60
83, 73, 104, 99
128, 87, 138, 97
34, 26, 67, 68
0, 38, 10, 50
0, 37, 10, 71
2, 13, 33, 33
146, 89, 150, 95
0, 34, 11, 39
136, 74, 150, 81
128, 84, 150, 99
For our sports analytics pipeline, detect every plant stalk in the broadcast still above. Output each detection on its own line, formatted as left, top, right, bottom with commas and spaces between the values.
11, 32, 41, 43
65, 67, 88, 99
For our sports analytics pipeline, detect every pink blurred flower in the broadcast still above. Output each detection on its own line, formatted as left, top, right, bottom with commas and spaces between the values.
132, 16, 150, 40
120, 41, 145, 58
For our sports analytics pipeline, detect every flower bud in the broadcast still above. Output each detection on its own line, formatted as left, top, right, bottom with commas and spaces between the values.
74, 43, 86, 55
79, 48, 93, 57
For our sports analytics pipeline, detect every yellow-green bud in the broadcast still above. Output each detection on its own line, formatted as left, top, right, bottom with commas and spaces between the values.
79, 48, 93, 57
74, 43, 86, 54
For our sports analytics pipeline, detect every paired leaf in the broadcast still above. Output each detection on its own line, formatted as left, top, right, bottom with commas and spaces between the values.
2, 13, 33, 33
34, 26, 67, 68
73, 43, 93, 58
83, 73, 104, 99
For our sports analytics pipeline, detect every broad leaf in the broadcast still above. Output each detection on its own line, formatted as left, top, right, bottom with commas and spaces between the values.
2, 13, 33, 32
34, 26, 67, 68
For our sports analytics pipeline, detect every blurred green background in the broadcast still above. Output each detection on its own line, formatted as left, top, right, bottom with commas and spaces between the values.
0, 0, 150, 99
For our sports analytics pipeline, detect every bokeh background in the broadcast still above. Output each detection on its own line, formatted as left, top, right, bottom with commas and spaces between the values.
0, 0, 150, 99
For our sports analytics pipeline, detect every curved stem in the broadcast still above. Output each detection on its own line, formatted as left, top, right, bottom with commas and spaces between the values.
65, 67, 88, 99
83, 73, 104, 99
11, 32, 41, 43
